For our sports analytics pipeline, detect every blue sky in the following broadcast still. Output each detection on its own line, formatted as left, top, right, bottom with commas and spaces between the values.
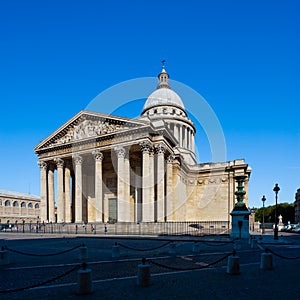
0, 0, 299, 209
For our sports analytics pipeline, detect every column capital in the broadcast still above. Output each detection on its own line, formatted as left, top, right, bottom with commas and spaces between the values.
64, 160, 72, 169
38, 160, 47, 170
167, 154, 175, 163
155, 143, 166, 154
140, 141, 153, 153
54, 157, 64, 168
73, 155, 83, 165
92, 149, 104, 161
114, 146, 126, 158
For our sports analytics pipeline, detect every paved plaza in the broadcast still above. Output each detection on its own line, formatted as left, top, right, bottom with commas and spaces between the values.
0, 231, 300, 299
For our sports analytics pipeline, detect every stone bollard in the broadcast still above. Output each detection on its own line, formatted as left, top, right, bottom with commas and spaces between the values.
234, 240, 241, 250
77, 263, 93, 294
0, 247, 10, 266
112, 243, 120, 258
137, 258, 151, 287
260, 251, 273, 270
248, 235, 252, 245
168, 242, 176, 257
192, 242, 200, 253
80, 244, 88, 263
227, 251, 240, 275
251, 238, 257, 249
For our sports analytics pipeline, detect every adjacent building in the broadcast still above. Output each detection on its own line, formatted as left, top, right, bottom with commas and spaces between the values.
34, 66, 251, 224
0, 190, 40, 225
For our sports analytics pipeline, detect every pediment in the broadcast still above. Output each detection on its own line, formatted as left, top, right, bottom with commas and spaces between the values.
35, 110, 148, 152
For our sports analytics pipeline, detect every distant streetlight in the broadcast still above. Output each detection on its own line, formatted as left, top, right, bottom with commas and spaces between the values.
273, 184, 280, 240
261, 195, 266, 234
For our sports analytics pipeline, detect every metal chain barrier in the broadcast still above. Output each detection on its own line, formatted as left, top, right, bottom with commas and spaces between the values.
264, 247, 300, 260
4, 244, 82, 257
117, 241, 171, 251
201, 241, 232, 247
0, 264, 80, 294
146, 251, 232, 271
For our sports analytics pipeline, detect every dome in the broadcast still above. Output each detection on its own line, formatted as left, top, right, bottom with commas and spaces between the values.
142, 87, 185, 113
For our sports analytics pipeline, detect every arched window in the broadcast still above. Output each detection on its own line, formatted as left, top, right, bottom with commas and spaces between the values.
13, 201, 19, 207
5, 200, 11, 207
21, 202, 26, 208
163, 108, 167, 114
35, 203, 39, 209
28, 203, 33, 209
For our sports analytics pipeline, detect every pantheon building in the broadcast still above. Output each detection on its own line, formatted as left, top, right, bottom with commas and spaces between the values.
35, 66, 251, 224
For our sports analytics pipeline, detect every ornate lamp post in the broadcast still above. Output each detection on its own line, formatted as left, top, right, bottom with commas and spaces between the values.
273, 183, 280, 240
261, 195, 266, 234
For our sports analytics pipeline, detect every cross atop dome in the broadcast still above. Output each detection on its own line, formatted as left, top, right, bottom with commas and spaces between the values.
161, 59, 166, 73
157, 59, 170, 89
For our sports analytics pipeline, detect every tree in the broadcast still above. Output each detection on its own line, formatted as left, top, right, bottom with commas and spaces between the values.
254, 203, 295, 224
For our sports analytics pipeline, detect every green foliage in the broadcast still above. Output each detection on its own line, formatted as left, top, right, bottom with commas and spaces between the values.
254, 203, 295, 224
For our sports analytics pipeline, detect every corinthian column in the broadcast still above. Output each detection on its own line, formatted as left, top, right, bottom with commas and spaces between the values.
48, 164, 55, 222
115, 147, 130, 222
73, 155, 83, 223
166, 155, 175, 220
156, 143, 166, 222
38, 160, 47, 222
140, 141, 154, 222
93, 150, 104, 222
64, 161, 72, 223
54, 158, 65, 223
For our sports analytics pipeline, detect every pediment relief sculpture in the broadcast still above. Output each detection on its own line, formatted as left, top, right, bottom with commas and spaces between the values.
50, 120, 130, 146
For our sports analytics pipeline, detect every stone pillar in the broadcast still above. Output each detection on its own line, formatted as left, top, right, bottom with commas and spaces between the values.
55, 158, 65, 223
191, 132, 195, 153
135, 164, 142, 222
149, 150, 155, 221
38, 160, 48, 222
186, 128, 190, 149
174, 123, 179, 143
140, 141, 154, 222
179, 125, 183, 147
166, 155, 175, 221
115, 147, 130, 222
156, 143, 165, 222
93, 150, 104, 222
64, 161, 72, 223
48, 164, 55, 223
124, 152, 131, 221
74, 155, 83, 223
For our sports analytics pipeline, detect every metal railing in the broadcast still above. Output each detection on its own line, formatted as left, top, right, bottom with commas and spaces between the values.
0, 221, 230, 236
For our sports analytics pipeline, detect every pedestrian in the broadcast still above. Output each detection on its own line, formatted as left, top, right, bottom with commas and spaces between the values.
104, 224, 107, 234
75, 224, 78, 234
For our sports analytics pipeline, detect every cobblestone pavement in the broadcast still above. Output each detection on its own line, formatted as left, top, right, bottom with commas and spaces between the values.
0, 232, 299, 299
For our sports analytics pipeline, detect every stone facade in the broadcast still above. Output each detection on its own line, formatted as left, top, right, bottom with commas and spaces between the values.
0, 190, 40, 224
34, 67, 251, 224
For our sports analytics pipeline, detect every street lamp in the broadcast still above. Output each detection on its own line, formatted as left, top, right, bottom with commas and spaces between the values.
273, 183, 280, 240
261, 195, 266, 234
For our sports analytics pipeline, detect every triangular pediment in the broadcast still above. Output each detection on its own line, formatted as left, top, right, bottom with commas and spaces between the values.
35, 110, 148, 152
